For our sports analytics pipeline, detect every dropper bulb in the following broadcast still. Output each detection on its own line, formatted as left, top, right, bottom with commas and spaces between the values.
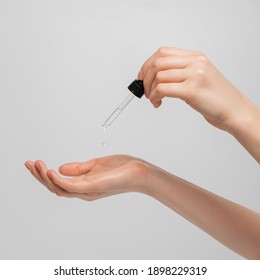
128, 80, 144, 98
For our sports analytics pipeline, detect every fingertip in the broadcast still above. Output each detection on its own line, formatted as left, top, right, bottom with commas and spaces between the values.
137, 69, 144, 80
58, 165, 66, 174
59, 163, 80, 176
35, 160, 41, 169
59, 164, 71, 175
24, 161, 31, 171
47, 170, 55, 179
153, 100, 162, 108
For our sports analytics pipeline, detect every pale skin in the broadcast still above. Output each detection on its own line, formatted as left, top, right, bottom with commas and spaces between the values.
25, 47, 260, 259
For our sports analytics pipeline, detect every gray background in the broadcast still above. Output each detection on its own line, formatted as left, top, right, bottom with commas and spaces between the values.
0, 0, 259, 259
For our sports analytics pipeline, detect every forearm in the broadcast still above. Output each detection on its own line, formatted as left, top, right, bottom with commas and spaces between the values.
144, 164, 260, 259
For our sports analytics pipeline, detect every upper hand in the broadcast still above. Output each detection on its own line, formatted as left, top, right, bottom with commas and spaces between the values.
138, 47, 255, 131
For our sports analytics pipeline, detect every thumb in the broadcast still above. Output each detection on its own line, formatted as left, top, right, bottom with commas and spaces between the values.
59, 159, 95, 176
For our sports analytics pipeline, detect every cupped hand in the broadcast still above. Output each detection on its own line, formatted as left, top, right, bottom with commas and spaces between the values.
138, 47, 255, 131
24, 155, 150, 201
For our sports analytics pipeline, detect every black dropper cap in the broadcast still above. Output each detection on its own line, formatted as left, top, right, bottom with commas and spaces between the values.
128, 79, 144, 98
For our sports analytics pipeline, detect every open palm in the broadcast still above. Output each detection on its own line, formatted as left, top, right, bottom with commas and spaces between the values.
25, 155, 149, 201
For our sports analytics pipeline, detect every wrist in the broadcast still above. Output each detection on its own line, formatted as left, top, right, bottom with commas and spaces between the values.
228, 104, 259, 133
226, 102, 260, 163
140, 163, 173, 198
227, 104, 260, 140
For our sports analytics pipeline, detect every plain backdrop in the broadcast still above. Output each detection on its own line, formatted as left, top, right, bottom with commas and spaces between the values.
0, 0, 259, 259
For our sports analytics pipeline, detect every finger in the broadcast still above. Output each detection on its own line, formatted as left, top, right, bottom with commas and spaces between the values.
34, 161, 75, 196
59, 159, 96, 176
138, 52, 157, 80
48, 166, 126, 194
154, 46, 201, 57
143, 56, 193, 97
47, 170, 89, 193
25, 161, 45, 186
25, 161, 78, 197
24, 161, 32, 171
152, 100, 162, 108
150, 69, 187, 94
40, 166, 80, 198
48, 169, 112, 193
35, 160, 59, 193
139, 47, 200, 81
149, 82, 189, 104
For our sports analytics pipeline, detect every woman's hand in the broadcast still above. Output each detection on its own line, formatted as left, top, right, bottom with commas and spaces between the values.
24, 155, 150, 201
25, 154, 260, 258
138, 47, 259, 132
138, 47, 260, 162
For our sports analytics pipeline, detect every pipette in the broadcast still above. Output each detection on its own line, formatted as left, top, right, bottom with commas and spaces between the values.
102, 79, 144, 129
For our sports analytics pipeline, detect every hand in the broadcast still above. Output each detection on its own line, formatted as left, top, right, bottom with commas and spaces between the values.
25, 155, 260, 258
138, 47, 258, 131
24, 155, 150, 201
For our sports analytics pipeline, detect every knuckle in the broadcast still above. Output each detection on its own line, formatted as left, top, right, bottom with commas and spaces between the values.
195, 67, 206, 79
196, 53, 209, 66
155, 83, 165, 97
194, 50, 205, 57
157, 47, 168, 56
155, 71, 164, 83
153, 57, 163, 71
191, 55, 210, 83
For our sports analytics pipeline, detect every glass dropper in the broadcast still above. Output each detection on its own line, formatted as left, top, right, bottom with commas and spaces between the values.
102, 80, 144, 130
